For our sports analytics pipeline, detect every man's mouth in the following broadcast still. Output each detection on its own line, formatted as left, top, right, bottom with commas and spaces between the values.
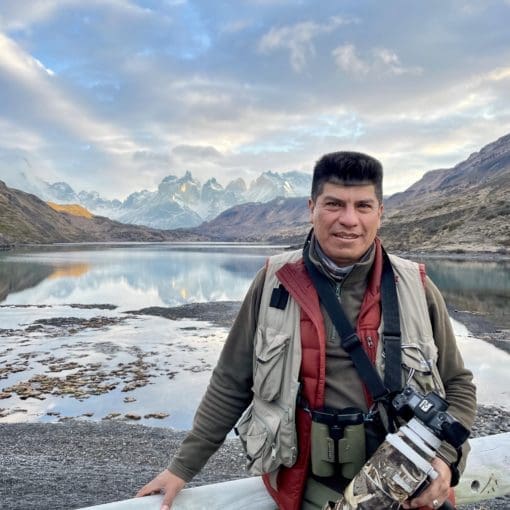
333, 232, 360, 240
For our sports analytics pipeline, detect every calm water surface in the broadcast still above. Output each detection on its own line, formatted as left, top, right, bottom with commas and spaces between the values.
420, 257, 510, 330
0, 243, 285, 310
1, 243, 509, 425
1, 244, 508, 317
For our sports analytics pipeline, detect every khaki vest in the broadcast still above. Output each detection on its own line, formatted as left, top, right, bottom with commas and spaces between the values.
236, 248, 444, 479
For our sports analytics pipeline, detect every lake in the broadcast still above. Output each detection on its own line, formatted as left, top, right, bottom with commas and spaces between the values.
420, 257, 510, 330
0, 243, 509, 427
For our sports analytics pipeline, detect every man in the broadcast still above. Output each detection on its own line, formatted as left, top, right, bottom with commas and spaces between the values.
137, 151, 476, 510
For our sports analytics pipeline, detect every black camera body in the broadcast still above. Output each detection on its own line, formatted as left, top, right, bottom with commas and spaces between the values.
392, 386, 470, 449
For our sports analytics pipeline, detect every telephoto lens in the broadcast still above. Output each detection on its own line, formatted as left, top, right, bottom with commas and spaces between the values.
322, 387, 469, 510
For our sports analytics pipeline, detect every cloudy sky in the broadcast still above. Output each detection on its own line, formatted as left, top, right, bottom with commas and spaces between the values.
1, 0, 510, 199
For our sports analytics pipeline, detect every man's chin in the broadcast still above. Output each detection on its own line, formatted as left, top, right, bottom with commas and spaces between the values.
328, 250, 359, 266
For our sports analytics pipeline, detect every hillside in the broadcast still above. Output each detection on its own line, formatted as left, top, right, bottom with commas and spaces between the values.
47, 202, 94, 219
381, 133, 510, 252
193, 196, 310, 243
0, 181, 204, 246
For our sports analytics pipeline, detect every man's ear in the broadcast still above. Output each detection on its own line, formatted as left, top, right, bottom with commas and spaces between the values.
308, 198, 315, 223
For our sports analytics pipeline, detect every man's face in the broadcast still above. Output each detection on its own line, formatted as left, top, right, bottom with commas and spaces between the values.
308, 182, 383, 266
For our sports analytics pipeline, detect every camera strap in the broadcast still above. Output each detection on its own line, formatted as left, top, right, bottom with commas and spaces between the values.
303, 241, 402, 403
380, 248, 402, 394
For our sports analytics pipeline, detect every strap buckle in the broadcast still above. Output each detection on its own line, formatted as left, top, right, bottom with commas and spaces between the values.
311, 408, 365, 427
342, 333, 361, 353
383, 333, 401, 344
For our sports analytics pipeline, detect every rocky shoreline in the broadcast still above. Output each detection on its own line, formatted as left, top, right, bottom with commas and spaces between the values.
0, 301, 507, 413
0, 404, 509, 510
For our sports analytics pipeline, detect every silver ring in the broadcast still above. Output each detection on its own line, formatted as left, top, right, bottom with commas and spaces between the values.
432, 499, 440, 509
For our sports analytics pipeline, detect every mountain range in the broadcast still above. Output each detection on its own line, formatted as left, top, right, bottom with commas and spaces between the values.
191, 133, 510, 252
0, 180, 203, 246
2, 169, 312, 230
1, 133, 509, 252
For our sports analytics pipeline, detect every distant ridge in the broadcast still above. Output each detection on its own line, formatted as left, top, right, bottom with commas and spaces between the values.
2, 168, 312, 230
385, 133, 510, 210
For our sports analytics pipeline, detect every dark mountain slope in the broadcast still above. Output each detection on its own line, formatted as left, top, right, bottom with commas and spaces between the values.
381, 133, 510, 252
193, 196, 310, 242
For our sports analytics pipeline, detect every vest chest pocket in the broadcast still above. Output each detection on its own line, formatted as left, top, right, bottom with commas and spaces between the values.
253, 326, 290, 401
401, 343, 444, 396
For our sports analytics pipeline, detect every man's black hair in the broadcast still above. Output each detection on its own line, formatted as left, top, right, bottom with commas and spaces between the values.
311, 151, 383, 202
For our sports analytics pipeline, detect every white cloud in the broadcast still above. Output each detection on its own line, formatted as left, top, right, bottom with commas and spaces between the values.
33, 57, 55, 76
0, 119, 44, 152
333, 44, 423, 77
0, 0, 148, 31
373, 48, 423, 76
172, 145, 223, 161
0, 32, 140, 155
0, 2, 509, 199
0, 0, 68, 30
258, 16, 352, 72
332, 44, 369, 75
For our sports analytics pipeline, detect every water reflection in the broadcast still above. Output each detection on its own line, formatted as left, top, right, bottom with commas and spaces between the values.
0, 260, 53, 302
48, 264, 91, 280
419, 258, 510, 329
453, 320, 509, 409
0, 244, 284, 309
1, 246, 509, 327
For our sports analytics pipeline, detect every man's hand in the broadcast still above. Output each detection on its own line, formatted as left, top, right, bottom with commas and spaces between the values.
402, 457, 452, 509
135, 469, 186, 510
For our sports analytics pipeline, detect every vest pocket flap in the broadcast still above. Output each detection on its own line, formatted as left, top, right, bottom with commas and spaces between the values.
255, 327, 289, 362
235, 403, 253, 450
235, 405, 269, 466
401, 343, 444, 395
254, 326, 290, 401
401, 344, 435, 373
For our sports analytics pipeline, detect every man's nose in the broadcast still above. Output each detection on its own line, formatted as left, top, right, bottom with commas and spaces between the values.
338, 205, 358, 226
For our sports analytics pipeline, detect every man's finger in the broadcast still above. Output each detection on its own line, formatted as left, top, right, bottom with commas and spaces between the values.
161, 491, 174, 510
135, 480, 161, 498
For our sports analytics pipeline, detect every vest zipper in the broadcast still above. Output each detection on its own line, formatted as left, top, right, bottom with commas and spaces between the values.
365, 335, 376, 362
335, 282, 342, 299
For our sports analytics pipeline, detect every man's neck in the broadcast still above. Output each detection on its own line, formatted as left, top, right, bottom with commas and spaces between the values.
314, 241, 354, 280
